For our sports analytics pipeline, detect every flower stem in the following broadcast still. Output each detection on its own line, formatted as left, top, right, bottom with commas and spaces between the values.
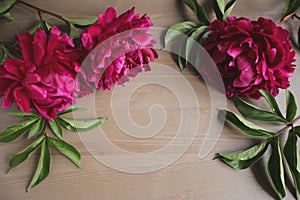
17, 0, 69, 25
277, 12, 296, 26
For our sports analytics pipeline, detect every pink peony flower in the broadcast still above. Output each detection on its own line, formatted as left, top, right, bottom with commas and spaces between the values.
0, 27, 92, 120
203, 17, 295, 99
80, 7, 158, 90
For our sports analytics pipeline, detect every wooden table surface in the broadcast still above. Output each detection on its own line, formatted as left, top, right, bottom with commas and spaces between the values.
0, 0, 299, 199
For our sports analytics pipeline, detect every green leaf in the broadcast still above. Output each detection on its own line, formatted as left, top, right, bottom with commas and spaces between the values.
48, 119, 63, 139
284, 129, 300, 198
0, 45, 6, 65
9, 135, 45, 171
44, 21, 52, 32
181, 0, 210, 25
165, 21, 199, 45
260, 90, 284, 118
0, 118, 39, 142
216, 141, 268, 160
294, 126, 300, 137
28, 21, 48, 35
27, 119, 45, 139
27, 138, 50, 191
58, 117, 106, 132
185, 26, 208, 62
58, 105, 83, 116
232, 96, 287, 123
7, 110, 39, 119
199, 30, 211, 45
178, 44, 187, 71
218, 110, 273, 138
266, 138, 286, 199
3, 45, 16, 58
0, 12, 14, 21
214, 0, 225, 20
0, 44, 15, 64
0, 0, 16, 14
63, 16, 97, 26
286, 90, 297, 122
282, 0, 300, 19
215, 141, 269, 169
48, 137, 81, 167
216, 0, 225, 13
224, 0, 237, 20
69, 23, 82, 39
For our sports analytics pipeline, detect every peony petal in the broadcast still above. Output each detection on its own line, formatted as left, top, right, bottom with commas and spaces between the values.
267, 48, 277, 64
47, 26, 65, 56
0, 78, 13, 97
142, 48, 158, 61
32, 101, 53, 121
81, 25, 102, 51
2, 82, 18, 108
118, 7, 135, 24
236, 55, 251, 70
15, 31, 34, 62
98, 7, 117, 25
131, 15, 153, 29
33, 29, 47, 66
209, 18, 226, 30
254, 75, 263, 85
3, 59, 25, 79
59, 33, 74, 48
24, 73, 41, 84
233, 67, 254, 88
25, 84, 47, 100
131, 32, 153, 46
227, 46, 243, 58
13, 87, 31, 113
73, 69, 94, 98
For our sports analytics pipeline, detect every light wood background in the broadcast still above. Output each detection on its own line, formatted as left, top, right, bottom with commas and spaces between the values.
1, 0, 300, 199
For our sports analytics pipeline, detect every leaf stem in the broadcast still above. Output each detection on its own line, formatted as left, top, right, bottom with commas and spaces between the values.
293, 14, 300, 20
291, 115, 300, 125
17, 0, 69, 25
37, 10, 43, 21
41, 120, 48, 137
272, 116, 300, 138
0, 41, 20, 58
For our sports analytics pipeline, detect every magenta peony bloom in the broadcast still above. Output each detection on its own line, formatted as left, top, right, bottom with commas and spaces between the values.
0, 27, 92, 120
80, 7, 158, 90
203, 17, 295, 99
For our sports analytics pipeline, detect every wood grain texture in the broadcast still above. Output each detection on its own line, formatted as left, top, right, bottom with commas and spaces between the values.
0, 0, 299, 199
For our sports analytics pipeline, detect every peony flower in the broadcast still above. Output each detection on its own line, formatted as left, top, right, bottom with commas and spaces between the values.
80, 7, 158, 90
0, 27, 92, 120
203, 17, 295, 99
